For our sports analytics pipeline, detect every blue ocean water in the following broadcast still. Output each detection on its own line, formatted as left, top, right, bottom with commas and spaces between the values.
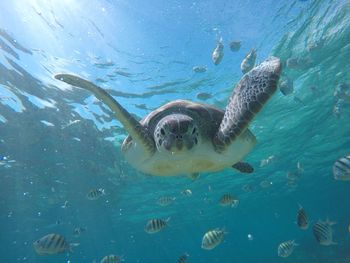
0, 0, 350, 262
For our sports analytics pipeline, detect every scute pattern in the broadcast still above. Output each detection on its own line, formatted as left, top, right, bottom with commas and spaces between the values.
213, 57, 281, 152
122, 99, 223, 153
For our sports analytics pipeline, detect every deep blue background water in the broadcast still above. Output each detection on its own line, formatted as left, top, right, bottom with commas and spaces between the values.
0, 0, 350, 262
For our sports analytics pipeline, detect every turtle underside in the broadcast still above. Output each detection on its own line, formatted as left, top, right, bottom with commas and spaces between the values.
121, 99, 257, 176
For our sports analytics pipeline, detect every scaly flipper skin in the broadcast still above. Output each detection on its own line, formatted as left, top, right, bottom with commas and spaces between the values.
213, 57, 281, 152
54, 74, 155, 157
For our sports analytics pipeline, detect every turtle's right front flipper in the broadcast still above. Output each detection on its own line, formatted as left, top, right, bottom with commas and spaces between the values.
55, 74, 155, 157
213, 57, 281, 152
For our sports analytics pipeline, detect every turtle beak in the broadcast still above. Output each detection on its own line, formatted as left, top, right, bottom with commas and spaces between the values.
163, 136, 185, 152
176, 140, 183, 150
184, 138, 194, 150
163, 140, 172, 151
163, 133, 195, 153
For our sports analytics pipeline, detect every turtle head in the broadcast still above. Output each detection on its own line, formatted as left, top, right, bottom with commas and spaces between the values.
154, 114, 199, 154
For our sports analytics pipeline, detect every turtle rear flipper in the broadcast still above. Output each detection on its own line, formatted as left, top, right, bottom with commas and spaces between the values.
55, 74, 155, 157
188, 173, 200, 180
213, 57, 281, 152
232, 162, 254, 174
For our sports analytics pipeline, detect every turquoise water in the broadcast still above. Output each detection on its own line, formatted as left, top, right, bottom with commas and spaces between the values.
0, 0, 350, 262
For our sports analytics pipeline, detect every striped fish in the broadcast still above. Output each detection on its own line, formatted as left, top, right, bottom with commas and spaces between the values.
144, 218, 170, 234
219, 194, 239, 207
333, 155, 350, 181
297, 205, 308, 230
313, 219, 336, 246
100, 254, 122, 263
86, 188, 105, 200
241, 48, 257, 74
177, 253, 189, 263
242, 184, 253, 192
157, 196, 175, 206
201, 228, 226, 250
33, 233, 79, 255
277, 240, 298, 258
181, 189, 192, 196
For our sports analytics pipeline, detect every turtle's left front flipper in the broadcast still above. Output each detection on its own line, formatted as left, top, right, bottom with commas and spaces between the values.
55, 74, 155, 158
213, 57, 281, 152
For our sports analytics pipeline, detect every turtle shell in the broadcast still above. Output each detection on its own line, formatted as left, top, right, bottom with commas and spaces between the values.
121, 99, 224, 153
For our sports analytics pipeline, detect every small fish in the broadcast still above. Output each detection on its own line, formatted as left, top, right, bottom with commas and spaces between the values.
296, 205, 308, 230
334, 83, 350, 101
135, 103, 148, 110
100, 254, 122, 263
86, 188, 105, 200
307, 39, 324, 52
196, 92, 213, 100
219, 194, 239, 207
240, 48, 256, 74
286, 57, 299, 69
96, 78, 108, 83
157, 196, 175, 206
188, 172, 200, 180
229, 41, 241, 52
177, 253, 189, 263
33, 233, 79, 255
61, 200, 69, 209
313, 219, 336, 246
286, 171, 300, 181
144, 218, 170, 234
260, 155, 275, 167
62, 119, 80, 129
296, 161, 304, 174
212, 40, 224, 65
333, 155, 350, 181
181, 189, 192, 196
295, 56, 313, 69
277, 240, 298, 258
242, 184, 253, 193
114, 70, 132, 78
74, 227, 86, 237
192, 66, 207, 73
94, 61, 114, 68
260, 180, 273, 188
201, 228, 226, 250
333, 99, 343, 118
279, 76, 294, 95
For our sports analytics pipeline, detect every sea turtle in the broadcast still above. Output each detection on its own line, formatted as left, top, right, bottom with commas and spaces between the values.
55, 56, 281, 177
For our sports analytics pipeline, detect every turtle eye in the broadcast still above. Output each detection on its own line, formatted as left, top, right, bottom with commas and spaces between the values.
160, 128, 165, 135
